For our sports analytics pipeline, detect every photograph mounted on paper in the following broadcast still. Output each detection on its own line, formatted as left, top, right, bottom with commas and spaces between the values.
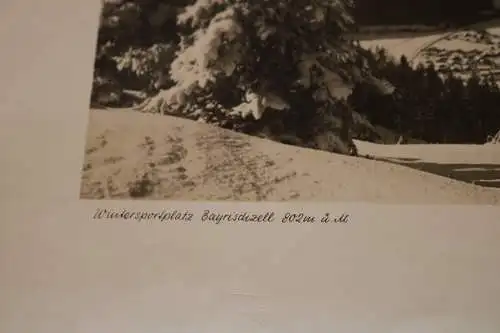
81, 0, 500, 204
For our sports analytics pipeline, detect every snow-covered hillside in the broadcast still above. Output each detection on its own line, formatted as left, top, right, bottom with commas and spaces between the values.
359, 20, 500, 84
81, 109, 500, 204
359, 33, 446, 61
414, 29, 500, 82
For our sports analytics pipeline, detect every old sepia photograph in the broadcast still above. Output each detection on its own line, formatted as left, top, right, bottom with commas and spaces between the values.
81, 0, 500, 203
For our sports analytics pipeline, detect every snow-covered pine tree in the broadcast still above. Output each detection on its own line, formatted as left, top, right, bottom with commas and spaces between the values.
92, 0, 189, 107
136, 0, 394, 154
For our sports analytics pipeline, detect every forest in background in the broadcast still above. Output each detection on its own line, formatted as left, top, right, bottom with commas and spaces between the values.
350, 48, 500, 144
354, 0, 499, 26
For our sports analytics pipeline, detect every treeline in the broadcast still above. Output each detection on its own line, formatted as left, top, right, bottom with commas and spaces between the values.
354, 0, 497, 26
349, 48, 500, 144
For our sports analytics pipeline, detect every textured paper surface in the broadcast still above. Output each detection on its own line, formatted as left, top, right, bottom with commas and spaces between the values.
1, 1, 500, 332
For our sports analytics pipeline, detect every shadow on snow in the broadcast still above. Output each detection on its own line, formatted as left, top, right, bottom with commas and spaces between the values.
378, 158, 500, 188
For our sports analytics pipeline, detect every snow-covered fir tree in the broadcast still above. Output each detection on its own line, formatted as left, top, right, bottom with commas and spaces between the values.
134, 0, 395, 154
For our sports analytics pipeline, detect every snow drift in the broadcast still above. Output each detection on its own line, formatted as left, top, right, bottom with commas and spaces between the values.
81, 109, 500, 204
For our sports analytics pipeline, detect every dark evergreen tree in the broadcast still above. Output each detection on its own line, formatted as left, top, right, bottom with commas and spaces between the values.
349, 46, 500, 144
